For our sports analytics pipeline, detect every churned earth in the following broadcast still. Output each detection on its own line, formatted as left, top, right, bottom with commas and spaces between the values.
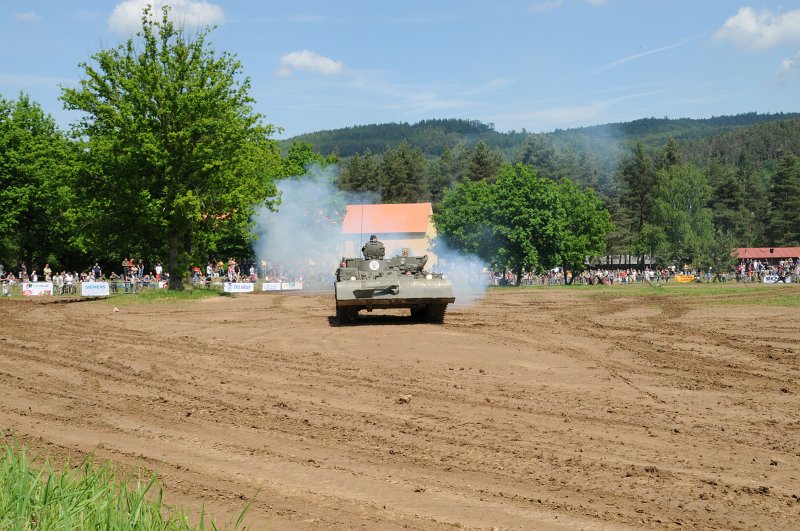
0, 285, 798, 530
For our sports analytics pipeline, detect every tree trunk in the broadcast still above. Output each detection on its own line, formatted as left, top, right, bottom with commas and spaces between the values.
168, 231, 184, 291
515, 265, 523, 286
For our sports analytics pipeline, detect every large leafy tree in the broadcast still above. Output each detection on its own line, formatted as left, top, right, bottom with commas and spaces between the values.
434, 163, 613, 285
491, 164, 562, 282
281, 140, 337, 178
556, 179, 614, 283
0, 94, 78, 273
640, 164, 714, 267
61, 6, 281, 288
432, 178, 495, 260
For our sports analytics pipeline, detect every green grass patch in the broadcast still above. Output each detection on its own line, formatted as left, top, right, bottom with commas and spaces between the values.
105, 287, 227, 306
0, 439, 252, 530
494, 281, 800, 307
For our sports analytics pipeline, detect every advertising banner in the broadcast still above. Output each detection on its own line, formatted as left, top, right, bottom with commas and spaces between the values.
81, 282, 110, 297
158, 280, 168, 289
262, 282, 282, 291
224, 282, 254, 293
22, 282, 54, 296
673, 274, 696, 283
281, 282, 303, 291
762, 275, 780, 284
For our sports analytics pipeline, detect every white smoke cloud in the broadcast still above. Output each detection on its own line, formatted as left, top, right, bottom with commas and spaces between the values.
108, 0, 225, 34
250, 166, 374, 287
276, 50, 344, 77
430, 240, 489, 308
715, 7, 800, 50
251, 167, 488, 309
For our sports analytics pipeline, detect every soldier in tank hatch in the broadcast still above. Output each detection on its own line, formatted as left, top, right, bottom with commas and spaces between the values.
362, 235, 385, 260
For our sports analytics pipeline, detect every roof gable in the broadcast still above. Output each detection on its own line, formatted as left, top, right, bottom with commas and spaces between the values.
342, 203, 432, 235
736, 247, 800, 259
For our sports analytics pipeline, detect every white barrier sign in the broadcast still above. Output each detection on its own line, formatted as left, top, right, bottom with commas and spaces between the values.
22, 282, 53, 296
262, 282, 282, 291
763, 275, 780, 284
224, 282, 254, 293
81, 282, 110, 297
281, 282, 303, 291
158, 280, 168, 289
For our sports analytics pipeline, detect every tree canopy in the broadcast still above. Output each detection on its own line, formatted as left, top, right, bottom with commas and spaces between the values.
0, 94, 78, 272
60, 6, 281, 288
434, 163, 614, 284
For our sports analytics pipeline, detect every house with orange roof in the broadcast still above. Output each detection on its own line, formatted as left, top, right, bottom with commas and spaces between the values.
735, 247, 800, 261
341, 202, 439, 263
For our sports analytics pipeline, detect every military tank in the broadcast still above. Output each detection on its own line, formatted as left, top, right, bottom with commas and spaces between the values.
335, 236, 455, 324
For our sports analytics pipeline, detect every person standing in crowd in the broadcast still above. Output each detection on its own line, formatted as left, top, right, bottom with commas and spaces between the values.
43, 262, 52, 281
227, 258, 236, 282
206, 261, 213, 280
65, 271, 75, 294
121, 257, 131, 280
155, 261, 163, 280
92, 262, 101, 279
137, 259, 144, 278
109, 271, 119, 293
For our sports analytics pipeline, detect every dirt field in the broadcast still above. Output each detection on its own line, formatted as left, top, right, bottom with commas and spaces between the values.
1, 286, 798, 530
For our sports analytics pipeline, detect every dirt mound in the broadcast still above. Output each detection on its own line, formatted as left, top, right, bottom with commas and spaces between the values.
1, 288, 798, 529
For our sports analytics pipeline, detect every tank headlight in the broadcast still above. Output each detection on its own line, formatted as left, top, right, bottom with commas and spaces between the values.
350, 276, 356, 281
426, 274, 433, 280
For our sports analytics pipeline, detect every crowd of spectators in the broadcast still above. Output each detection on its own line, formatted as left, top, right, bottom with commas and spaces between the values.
3, 255, 799, 296
496, 258, 800, 286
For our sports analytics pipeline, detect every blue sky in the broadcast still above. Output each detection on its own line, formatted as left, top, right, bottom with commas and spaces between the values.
1, 1, 799, 139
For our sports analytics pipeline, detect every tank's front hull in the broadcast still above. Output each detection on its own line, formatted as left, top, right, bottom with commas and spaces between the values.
335, 278, 454, 309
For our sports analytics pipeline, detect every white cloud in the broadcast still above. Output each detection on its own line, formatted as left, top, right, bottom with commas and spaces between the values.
14, 11, 40, 22
596, 38, 689, 73
108, 0, 224, 34
529, 1, 562, 14
778, 51, 800, 76
459, 77, 514, 96
585, 0, 608, 5
276, 50, 344, 77
715, 7, 800, 50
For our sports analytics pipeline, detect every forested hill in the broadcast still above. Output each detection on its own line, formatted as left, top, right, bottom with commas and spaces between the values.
283, 112, 800, 159
284, 112, 800, 251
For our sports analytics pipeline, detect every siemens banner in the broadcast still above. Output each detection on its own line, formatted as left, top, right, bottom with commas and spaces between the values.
81, 282, 110, 297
